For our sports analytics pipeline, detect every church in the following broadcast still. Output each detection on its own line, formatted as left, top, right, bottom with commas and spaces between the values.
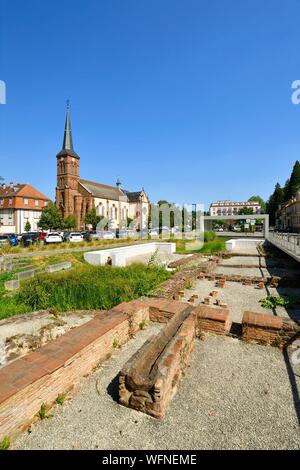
55, 107, 150, 230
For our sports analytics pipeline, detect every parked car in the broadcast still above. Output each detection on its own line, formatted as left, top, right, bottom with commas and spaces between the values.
118, 229, 134, 239
81, 231, 92, 242
6, 233, 19, 246
62, 231, 71, 242
88, 230, 101, 240
68, 232, 84, 243
232, 226, 242, 232
21, 232, 40, 246
97, 230, 115, 240
149, 228, 159, 237
38, 231, 48, 241
44, 232, 63, 244
0, 235, 11, 246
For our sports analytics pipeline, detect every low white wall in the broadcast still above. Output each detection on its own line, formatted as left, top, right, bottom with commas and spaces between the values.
84, 242, 176, 267
225, 238, 262, 251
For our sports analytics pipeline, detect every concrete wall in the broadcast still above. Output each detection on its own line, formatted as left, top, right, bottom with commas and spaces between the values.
84, 242, 176, 267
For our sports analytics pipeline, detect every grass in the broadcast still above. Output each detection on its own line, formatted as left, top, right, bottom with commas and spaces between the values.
0, 263, 171, 320
173, 234, 228, 254
55, 393, 67, 406
0, 436, 10, 450
36, 402, 52, 420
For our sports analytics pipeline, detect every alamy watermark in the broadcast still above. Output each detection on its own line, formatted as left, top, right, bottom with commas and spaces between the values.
0, 80, 6, 104
95, 201, 205, 251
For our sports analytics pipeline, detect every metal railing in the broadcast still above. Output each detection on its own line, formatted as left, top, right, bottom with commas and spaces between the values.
268, 231, 300, 259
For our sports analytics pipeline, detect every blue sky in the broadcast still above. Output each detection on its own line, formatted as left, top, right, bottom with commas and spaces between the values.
1, 0, 300, 209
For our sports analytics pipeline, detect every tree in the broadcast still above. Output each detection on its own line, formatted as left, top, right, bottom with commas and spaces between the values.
239, 207, 254, 215
24, 221, 31, 232
266, 182, 284, 225
127, 217, 134, 228
38, 202, 63, 230
286, 160, 300, 200
248, 195, 265, 213
84, 208, 103, 230
63, 215, 77, 230
283, 178, 290, 202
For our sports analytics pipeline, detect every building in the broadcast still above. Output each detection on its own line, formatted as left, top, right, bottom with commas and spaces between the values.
276, 191, 300, 232
209, 200, 261, 217
0, 182, 50, 233
55, 108, 150, 230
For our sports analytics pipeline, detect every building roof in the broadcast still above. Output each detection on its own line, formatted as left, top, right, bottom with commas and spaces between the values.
79, 179, 128, 202
56, 107, 79, 159
0, 183, 50, 201
122, 190, 144, 202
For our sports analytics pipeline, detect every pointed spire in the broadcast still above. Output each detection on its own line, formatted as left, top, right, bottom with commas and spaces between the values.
57, 100, 79, 158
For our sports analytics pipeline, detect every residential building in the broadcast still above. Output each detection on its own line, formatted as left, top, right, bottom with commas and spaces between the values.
276, 191, 300, 232
55, 108, 150, 230
209, 200, 261, 217
0, 182, 50, 233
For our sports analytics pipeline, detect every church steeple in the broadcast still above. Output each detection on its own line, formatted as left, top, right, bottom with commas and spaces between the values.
57, 101, 79, 158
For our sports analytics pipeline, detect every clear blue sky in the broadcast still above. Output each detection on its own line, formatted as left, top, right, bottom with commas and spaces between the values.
1, 0, 300, 209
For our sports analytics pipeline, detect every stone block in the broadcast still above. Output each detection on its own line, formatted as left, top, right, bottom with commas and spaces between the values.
4, 280, 20, 291
46, 261, 72, 273
17, 269, 36, 281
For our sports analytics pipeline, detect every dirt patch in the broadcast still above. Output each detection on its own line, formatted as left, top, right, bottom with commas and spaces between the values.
0, 309, 101, 367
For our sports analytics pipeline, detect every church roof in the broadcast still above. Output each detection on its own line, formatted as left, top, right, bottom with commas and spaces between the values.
122, 190, 144, 202
79, 179, 128, 202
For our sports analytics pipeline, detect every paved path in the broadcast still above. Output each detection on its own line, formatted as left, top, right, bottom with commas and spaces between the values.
13, 328, 300, 450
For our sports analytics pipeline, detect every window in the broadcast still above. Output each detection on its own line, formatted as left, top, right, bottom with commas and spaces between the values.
44, 201, 48, 206
24, 198, 28, 206
35, 200, 39, 207
0, 199, 3, 206
9, 198, 12, 205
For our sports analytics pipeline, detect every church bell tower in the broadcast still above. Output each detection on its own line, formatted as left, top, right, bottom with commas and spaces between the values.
55, 101, 81, 219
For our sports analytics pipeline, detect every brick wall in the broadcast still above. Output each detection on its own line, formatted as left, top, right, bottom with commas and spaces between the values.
242, 311, 300, 346
0, 311, 130, 441
195, 306, 231, 336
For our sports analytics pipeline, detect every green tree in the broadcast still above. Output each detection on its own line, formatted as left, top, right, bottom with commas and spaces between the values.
238, 207, 254, 215
286, 160, 300, 200
127, 217, 134, 228
63, 215, 77, 230
24, 221, 31, 232
39, 202, 63, 230
283, 178, 290, 202
266, 183, 284, 225
84, 208, 103, 230
248, 195, 265, 213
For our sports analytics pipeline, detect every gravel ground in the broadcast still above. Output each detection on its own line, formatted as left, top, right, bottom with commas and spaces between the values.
182, 280, 272, 322
220, 256, 264, 267
216, 263, 299, 279
182, 279, 300, 322
215, 265, 286, 278
13, 330, 300, 450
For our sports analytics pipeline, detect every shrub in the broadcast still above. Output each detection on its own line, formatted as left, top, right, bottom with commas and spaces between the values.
203, 231, 216, 242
